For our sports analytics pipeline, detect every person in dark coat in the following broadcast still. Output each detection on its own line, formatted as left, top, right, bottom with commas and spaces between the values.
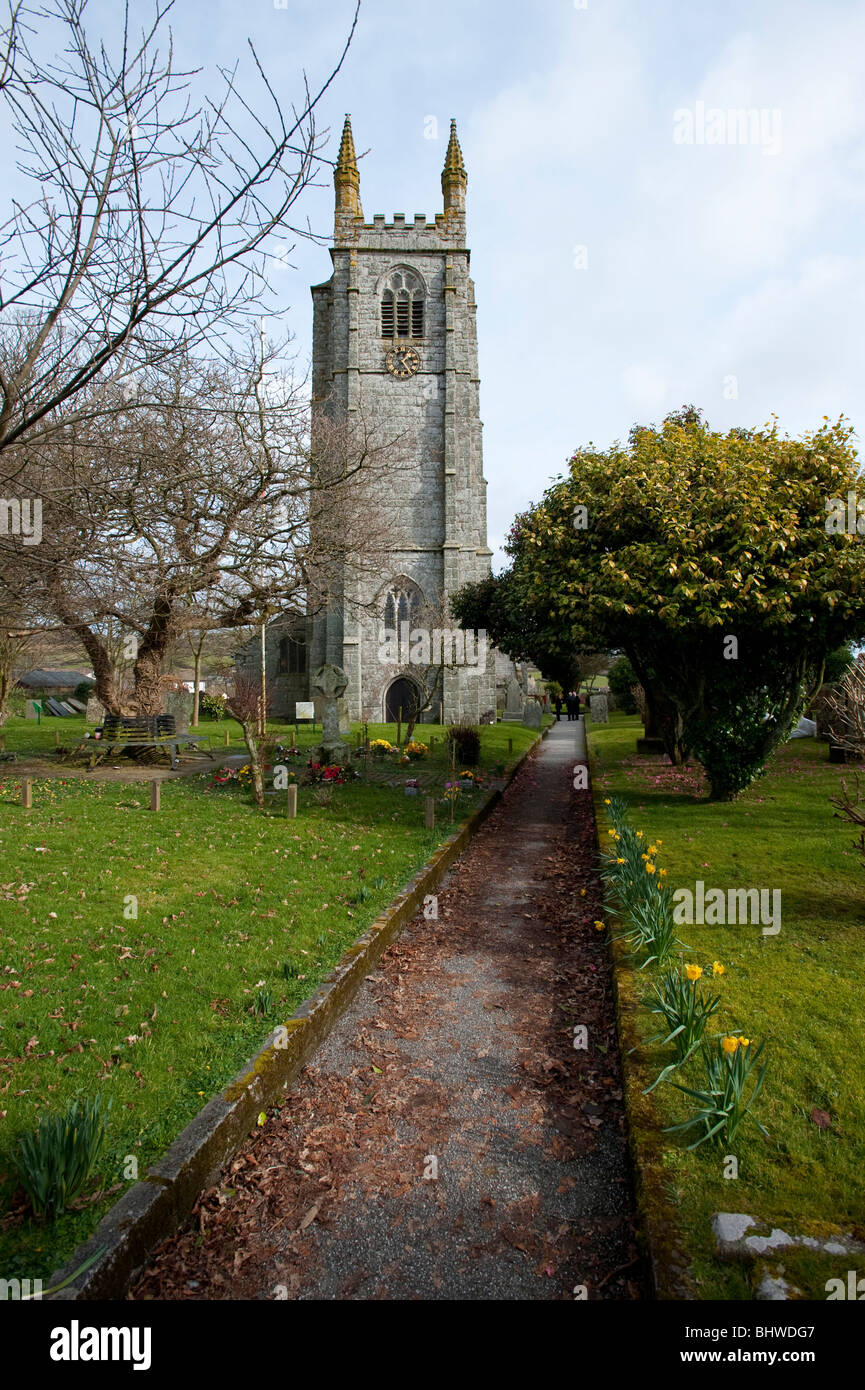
566, 691, 578, 721
554, 693, 563, 721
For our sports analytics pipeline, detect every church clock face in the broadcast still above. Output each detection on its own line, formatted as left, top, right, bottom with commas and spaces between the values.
385, 346, 420, 380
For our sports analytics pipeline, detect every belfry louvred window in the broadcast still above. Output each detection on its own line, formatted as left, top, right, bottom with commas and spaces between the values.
381, 269, 424, 338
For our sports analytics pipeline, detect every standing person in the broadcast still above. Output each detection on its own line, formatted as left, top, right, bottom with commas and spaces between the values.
554, 692, 563, 721
566, 690, 577, 721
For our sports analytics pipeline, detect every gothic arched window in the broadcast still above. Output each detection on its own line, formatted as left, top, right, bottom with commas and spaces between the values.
383, 578, 422, 631
381, 269, 424, 339
382, 578, 423, 664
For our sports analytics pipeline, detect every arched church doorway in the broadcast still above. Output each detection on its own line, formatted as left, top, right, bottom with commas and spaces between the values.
385, 677, 420, 724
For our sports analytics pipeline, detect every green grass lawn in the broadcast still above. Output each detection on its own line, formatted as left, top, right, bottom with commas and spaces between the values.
588, 713, 865, 1299
0, 715, 544, 1282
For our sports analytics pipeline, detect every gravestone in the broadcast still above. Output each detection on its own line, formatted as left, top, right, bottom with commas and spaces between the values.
25, 699, 41, 720
502, 677, 523, 722
589, 693, 609, 724
522, 699, 542, 729
85, 696, 105, 725
166, 689, 193, 734
310, 664, 351, 765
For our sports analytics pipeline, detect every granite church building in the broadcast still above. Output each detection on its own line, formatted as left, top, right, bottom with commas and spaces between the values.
236, 116, 499, 724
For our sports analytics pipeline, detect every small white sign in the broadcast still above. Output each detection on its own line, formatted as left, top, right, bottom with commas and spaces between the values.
295, 701, 315, 720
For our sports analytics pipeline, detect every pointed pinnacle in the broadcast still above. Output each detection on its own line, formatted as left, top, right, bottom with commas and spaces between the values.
443, 118, 466, 177
336, 114, 358, 175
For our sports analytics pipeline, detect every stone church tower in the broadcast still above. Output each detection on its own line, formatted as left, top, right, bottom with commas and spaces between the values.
238, 116, 497, 725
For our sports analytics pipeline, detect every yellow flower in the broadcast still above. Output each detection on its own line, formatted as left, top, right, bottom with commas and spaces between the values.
635, 831, 643, 839
712, 961, 725, 976
641, 853, 649, 861
659, 868, 667, 877
648, 844, 658, 855
685, 963, 703, 981
721, 1035, 738, 1054
594, 919, 605, 931
604, 798, 611, 804
645, 862, 656, 874
607, 828, 617, 837
616, 857, 625, 864
656, 839, 662, 845
580, 888, 586, 896
739, 1037, 750, 1048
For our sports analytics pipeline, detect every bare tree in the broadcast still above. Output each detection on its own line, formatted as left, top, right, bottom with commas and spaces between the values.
824, 659, 865, 758
18, 336, 401, 715
0, 0, 359, 477
225, 674, 269, 809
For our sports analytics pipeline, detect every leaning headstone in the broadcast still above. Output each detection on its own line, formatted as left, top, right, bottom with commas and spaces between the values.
166, 689, 192, 735
85, 696, 104, 724
589, 693, 609, 724
502, 677, 523, 722
522, 699, 542, 729
310, 664, 351, 765
25, 699, 41, 720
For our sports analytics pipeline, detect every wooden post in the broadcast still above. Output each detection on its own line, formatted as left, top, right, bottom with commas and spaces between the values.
21, 778, 32, 809
429, 735, 435, 753
224, 728, 230, 747
150, 781, 160, 812
286, 784, 298, 819
54, 730, 60, 746
424, 796, 435, 830
508, 737, 513, 754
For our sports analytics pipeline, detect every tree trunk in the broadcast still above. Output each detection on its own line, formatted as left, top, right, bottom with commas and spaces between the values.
52, 605, 124, 715
133, 592, 175, 716
192, 648, 202, 727
239, 718, 265, 809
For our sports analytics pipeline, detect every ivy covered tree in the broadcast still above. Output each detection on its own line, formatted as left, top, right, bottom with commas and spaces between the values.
494, 409, 865, 799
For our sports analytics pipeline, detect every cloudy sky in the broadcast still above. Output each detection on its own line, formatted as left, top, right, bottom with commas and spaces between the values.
40, 0, 865, 564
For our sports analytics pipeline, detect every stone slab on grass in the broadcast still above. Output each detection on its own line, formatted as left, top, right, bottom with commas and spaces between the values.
712, 1212, 865, 1261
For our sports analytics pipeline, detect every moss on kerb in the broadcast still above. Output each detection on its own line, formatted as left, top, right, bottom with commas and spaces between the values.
223, 1019, 306, 1104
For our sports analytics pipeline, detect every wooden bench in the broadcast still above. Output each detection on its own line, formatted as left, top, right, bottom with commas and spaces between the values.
70, 715, 215, 771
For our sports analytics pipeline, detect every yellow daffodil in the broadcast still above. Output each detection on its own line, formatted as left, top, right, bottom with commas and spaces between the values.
641, 852, 649, 861
739, 1037, 750, 1048
604, 798, 611, 804
685, 963, 703, 981
645, 862, 656, 874
648, 844, 658, 855
616, 857, 625, 864
721, 1035, 738, 1054
607, 828, 616, 837
712, 961, 725, 976
659, 868, 668, 877
594, 919, 605, 931
635, 831, 643, 839
580, 888, 586, 896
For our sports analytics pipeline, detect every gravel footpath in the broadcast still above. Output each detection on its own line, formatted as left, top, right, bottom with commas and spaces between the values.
131, 719, 647, 1302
